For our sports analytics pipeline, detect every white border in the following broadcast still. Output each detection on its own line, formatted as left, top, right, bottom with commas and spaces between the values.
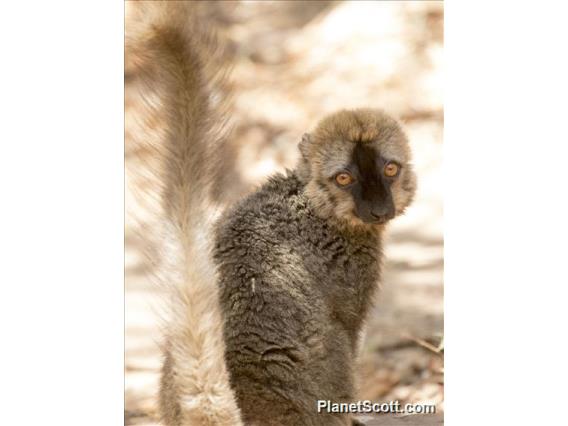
0, 2, 124, 425
446, 2, 568, 425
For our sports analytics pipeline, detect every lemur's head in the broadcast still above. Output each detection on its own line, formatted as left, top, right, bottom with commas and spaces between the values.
297, 108, 416, 227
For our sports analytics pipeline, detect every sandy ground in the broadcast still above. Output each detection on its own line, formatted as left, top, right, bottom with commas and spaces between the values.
125, 2, 443, 424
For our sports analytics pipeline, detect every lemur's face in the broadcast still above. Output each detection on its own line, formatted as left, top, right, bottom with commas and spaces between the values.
300, 109, 416, 226
330, 143, 403, 224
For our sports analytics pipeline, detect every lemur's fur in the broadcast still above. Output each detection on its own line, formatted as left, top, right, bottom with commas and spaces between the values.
126, 3, 416, 426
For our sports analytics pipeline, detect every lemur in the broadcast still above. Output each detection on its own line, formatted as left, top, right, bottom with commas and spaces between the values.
125, 3, 416, 425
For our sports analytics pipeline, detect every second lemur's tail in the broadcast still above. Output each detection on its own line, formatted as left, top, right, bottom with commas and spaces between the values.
126, 2, 242, 425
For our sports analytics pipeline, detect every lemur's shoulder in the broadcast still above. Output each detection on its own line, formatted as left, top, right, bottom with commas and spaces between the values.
247, 171, 307, 208
216, 172, 311, 230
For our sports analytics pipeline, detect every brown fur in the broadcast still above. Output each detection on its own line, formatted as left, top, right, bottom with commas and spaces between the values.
126, 3, 417, 426
300, 109, 416, 227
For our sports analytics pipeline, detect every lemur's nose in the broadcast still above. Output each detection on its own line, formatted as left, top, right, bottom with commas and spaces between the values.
370, 211, 388, 223
371, 208, 395, 224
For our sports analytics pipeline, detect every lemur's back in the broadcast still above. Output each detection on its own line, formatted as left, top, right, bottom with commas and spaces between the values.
214, 172, 382, 426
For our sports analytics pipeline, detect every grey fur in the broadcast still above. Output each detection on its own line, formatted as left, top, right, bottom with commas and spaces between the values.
213, 109, 416, 426
214, 173, 382, 426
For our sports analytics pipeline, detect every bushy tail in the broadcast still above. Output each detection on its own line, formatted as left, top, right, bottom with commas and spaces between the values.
125, 2, 242, 425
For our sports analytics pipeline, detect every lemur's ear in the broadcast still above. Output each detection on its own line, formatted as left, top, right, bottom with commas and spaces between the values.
298, 133, 311, 160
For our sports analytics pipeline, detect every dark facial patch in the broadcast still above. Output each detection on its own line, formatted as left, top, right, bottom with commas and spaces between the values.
346, 144, 395, 224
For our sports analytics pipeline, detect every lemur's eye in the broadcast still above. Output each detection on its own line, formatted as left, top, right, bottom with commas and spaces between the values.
384, 162, 400, 177
335, 172, 354, 186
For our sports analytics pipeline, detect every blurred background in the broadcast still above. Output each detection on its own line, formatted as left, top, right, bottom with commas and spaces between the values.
125, 1, 443, 424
